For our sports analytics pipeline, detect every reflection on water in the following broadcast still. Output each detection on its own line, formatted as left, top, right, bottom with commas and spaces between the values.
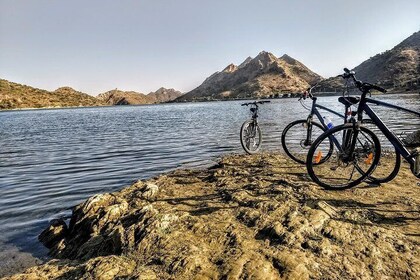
0, 93, 418, 257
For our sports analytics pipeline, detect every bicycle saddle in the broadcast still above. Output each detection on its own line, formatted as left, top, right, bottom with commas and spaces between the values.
338, 96, 360, 106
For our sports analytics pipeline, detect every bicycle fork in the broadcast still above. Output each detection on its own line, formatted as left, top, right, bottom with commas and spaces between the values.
304, 116, 314, 146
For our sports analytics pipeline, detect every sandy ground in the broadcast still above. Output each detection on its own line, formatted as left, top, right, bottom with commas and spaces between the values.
2, 152, 419, 279
0, 243, 42, 278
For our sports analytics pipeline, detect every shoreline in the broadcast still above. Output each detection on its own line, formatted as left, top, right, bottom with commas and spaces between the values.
1, 91, 418, 111
4, 152, 420, 279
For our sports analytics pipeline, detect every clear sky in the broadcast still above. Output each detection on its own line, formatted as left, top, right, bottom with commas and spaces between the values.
0, 0, 419, 95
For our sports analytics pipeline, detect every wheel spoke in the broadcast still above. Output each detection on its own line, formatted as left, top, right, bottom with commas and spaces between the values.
307, 124, 380, 189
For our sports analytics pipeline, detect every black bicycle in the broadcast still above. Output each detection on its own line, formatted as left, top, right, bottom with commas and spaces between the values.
240, 100, 270, 154
306, 68, 420, 189
281, 82, 400, 183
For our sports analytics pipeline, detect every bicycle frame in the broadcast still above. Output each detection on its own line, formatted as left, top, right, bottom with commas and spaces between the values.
358, 97, 420, 166
250, 105, 259, 124
310, 98, 345, 126
306, 96, 381, 162
304, 97, 347, 145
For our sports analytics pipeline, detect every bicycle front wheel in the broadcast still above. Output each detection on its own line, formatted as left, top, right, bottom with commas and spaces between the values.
281, 119, 333, 164
240, 120, 262, 154
306, 124, 381, 190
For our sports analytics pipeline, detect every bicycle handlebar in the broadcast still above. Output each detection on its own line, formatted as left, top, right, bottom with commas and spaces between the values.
298, 85, 316, 101
361, 82, 387, 93
339, 68, 386, 93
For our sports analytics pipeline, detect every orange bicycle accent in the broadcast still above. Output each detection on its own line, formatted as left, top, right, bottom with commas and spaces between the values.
314, 151, 322, 163
365, 153, 373, 165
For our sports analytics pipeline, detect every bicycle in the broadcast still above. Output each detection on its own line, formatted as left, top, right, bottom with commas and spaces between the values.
306, 68, 420, 190
240, 100, 270, 154
281, 84, 344, 164
281, 83, 400, 183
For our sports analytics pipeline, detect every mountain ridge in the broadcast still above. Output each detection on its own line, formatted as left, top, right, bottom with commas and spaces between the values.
96, 87, 183, 105
0, 79, 183, 109
176, 51, 323, 101
0, 79, 104, 109
318, 30, 420, 92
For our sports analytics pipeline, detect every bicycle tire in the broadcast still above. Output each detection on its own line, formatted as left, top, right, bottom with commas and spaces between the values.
240, 120, 262, 154
281, 119, 333, 164
361, 119, 401, 183
306, 123, 381, 190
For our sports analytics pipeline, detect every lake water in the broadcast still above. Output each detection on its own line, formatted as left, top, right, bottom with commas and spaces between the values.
0, 94, 418, 261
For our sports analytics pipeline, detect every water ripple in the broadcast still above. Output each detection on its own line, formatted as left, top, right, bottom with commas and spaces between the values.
0, 94, 418, 257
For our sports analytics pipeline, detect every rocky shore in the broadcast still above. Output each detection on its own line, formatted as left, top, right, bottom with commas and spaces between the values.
4, 153, 419, 279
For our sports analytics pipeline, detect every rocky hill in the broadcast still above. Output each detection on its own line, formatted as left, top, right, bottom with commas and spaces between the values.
97, 87, 182, 105
147, 87, 183, 103
96, 89, 150, 105
0, 80, 104, 109
176, 51, 323, 101
318, 30, 420, 92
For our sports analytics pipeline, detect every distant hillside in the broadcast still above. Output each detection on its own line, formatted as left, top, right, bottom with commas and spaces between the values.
355, 30, 419, 87
0, 79, 104, 109
176, 51, 322, 101
318, 30, 420, 92
97, 87, 182, 105
147, 87, 183, 103
96, 90, 150, 105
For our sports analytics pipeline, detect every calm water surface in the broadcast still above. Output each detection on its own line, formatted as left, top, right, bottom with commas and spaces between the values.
0, 94, 418, 258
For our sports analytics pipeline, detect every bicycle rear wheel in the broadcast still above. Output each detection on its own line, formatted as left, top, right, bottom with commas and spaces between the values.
306, 124, 381, 190
361, 119, 401, 183
240, 120, 262, 154
281, 119, 333, 164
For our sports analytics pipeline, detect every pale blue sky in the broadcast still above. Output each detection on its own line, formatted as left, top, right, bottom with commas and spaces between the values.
0, 0, 419, 95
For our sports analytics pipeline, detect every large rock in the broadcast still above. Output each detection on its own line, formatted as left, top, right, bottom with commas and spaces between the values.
7, 154, 420, 279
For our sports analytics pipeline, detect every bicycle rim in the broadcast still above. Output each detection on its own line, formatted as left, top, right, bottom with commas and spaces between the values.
307, 124, 381, 189
240, 121, 262, 154
281, 120, 333, 164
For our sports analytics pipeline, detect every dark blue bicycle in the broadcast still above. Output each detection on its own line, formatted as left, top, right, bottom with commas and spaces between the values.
306, 68, 419, 189
282, 82, 400, 184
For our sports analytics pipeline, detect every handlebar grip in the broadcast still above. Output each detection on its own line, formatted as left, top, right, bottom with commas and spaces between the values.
241, 103, 248, 106
372, 85, 387, 93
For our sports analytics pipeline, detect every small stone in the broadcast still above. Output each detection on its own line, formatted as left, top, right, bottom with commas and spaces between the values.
38, 219, 68, 249
141, 183, 159, 200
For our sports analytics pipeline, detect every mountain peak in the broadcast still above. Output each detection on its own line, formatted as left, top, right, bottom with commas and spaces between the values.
177, 50, 322, 101
396, 30, 420, 49
222, 63, 238, 73
238, 56, 253, 68
280, 54, 298, 65
154, 87, 169, 94
54, 86, 77, 92
254, 51, 277, 62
